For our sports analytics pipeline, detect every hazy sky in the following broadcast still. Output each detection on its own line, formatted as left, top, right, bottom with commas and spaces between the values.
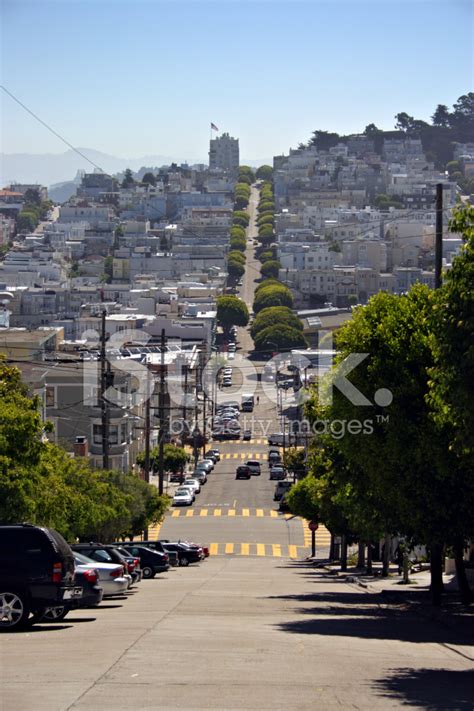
1, 0, 472, 161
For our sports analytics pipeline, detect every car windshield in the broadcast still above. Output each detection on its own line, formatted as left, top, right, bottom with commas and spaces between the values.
175, 490, 189, 496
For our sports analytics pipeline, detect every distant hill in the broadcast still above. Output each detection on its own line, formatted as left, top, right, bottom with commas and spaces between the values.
0, 147, 272, 189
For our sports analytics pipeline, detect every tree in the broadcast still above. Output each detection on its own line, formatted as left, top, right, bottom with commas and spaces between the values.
257, 213, 274, 227
142, 172, 156, 186
228, 250, 245, 265
234, 195, 249, 210
283, 448, 306, 479
238, 166, 256, 183
253, 284, 293, 313
137, 443, 189, 474
254, 324, 306, 351
231, 226, 246, 241
24, 188, 41, 206
363, 123, 381, 137
446, 160, 462, 176
394, 112, 415, 132
250, 306, 303, 340
431, 104, 451, 128
227, 259, 245, 279
309, 130, 341, 150
236, 174, 252, 186
256, 165, 273, 180
16, 212, 38, 232
233, 210, 250, 225
260, 260, 281, 279
258, 225, 274, 245
450, 93, 474, 132
216, 295, 249, 329
258, 249, 276, 263
428, 205, 474, 602
121, 168, 135, 188
286, 475, 320, 520
230, 237, 246, 252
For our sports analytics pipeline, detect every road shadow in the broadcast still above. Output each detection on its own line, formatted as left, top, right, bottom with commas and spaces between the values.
372, 668, 474, 709
272, 582, 474, 648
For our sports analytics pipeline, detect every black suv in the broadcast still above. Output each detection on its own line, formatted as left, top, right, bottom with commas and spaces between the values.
0, 524, 80, 631
160, 541, 203, 566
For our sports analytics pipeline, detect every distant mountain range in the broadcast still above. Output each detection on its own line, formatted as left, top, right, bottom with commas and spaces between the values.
0, 147, 272, 190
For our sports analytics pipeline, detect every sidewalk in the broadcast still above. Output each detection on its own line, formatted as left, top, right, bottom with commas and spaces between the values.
316, 560, 474, 653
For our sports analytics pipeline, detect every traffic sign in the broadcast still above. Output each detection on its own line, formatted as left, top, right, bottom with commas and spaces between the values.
308, 521, 319, 532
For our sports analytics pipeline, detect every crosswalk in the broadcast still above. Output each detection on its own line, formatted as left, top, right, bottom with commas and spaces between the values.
170, 508, 292, 519
207, 543, 308, 558
221, 452, 268, 460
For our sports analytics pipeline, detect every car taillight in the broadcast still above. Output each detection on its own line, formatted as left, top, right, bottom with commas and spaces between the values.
110, 566, 123, 578
52, 562, 62, 583
127, 562, 135, 573
164, 554, 169, 562
133, 558, 140, 567
83, 568, 98, 584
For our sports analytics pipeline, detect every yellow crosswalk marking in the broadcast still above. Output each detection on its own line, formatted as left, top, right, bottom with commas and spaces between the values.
242, 508, 250, 517
240, 453, 246, 459
270, 510, 278, 518
256, 543, 265, 556
200, 509, 208, 517
228, 509, 236, 516
214, 508, 222, 517
185, 509, 194, 517
240, 543, 250, 556
288, 545, 298, 558
171, 510, 180, 518
209, 543, 218, 556
256, 509, 264, 517
206, 543, 308, 558
225, 543, 234, 554
272, 544, 282, 557
233, 453, 239, 459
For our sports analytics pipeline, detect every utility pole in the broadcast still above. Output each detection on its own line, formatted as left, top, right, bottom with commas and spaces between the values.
193, 356, 200, 467
202, 389, 207, 458
182, 363, 188, 433
157, 328, 166, 496
144, 377, 151, 485
435, 182, 443, 289
100, 309, 110, 470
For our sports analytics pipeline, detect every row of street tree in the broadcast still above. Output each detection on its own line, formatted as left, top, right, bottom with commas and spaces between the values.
0, 361, 170, 542
286, 205, 474, 606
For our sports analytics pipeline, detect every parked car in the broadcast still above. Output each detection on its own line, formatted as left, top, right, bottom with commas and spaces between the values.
169, 472, 185, 484
73, 552, 129, 597
173, 488, 194, 506
118, 545, 169, 578
274, 481, 293, 501
207, 448, 220, 461
112, 547, 142, 583
134, 540, 177, 566
71, 544, 133, 588
222, 378, 232, 387
268, 449, 282, 464
278, 494, 291, 512
0, 524, 80, 631
191, 469, 207, 484
160, 542, 202, 566
196, 460, 213, 473
246, 460, 261, 475
242, 430, 252, 441
39, 567, 104, 622
268, 433, 285, 446
236, 465, 251, 480
183, 478, 201, 494
269, 466, 286, 480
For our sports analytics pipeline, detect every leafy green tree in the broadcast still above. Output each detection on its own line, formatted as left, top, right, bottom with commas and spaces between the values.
250, 306, 303, 339
216, 295, 249, 328
230, 237, 246, 252
234, 195, 249, 210
394, 112, 415, 132
309, 130, 341, 150
253, 284, 293, 313
227, 259, 245, 279
236, 174, 252, 186
24, 188, 41, 205
17, 212, 38, 232
283, 448, 306, 479
142, 172, 156, 186
256, 165, 273, 181
254, 324, 307, 351
432, 104, 451, 128
228, 250, 245, 265
231, 226, 246, 240
137, 443, 189, 474
257, 213, 274, 227
428, 205, 474, 602
258, 201, 275, 213
260, 260, 280, 279
238, 165, 256, 183
258, 249, 276, 263
258, 225, 274, 245
121, 168, 135, 188
233, 210, 250, 225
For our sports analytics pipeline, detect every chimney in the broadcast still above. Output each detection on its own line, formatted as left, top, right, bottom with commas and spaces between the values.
73, 436, 89, 458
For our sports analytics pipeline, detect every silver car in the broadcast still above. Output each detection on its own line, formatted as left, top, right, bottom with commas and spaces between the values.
73, 553, 129, 597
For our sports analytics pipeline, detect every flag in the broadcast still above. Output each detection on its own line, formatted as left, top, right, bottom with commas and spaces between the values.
211, 122, 219, 131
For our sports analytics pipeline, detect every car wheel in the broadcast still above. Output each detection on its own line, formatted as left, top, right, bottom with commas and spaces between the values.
141, 566, 154, 579
39, 606, 69, 622
0, 591, 31, 631
179, 557, 190, 567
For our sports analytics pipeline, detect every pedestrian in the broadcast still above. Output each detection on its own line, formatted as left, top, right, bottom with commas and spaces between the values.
256, 395, 260, 405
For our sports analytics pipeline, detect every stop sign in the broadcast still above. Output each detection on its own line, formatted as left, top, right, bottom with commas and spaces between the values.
308, 521, 319, 532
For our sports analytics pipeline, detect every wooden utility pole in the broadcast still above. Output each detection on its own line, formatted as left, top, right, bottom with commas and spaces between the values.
435, 182, 443, 289
100, 309, 110, 470
157, 328, 166, 496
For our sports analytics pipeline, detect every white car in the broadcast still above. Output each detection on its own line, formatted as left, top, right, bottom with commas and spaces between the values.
73, 552, 129, 598
183, 478, 201, 494
173, 488, 194, 506
227, 352, 235, 360
196, 460, 213, 473
222, 378, 232, 387
202, 458, 215, 470
222, 368, 233, 376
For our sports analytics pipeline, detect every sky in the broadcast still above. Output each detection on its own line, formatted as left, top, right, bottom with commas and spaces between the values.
1, 0, 473, 162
